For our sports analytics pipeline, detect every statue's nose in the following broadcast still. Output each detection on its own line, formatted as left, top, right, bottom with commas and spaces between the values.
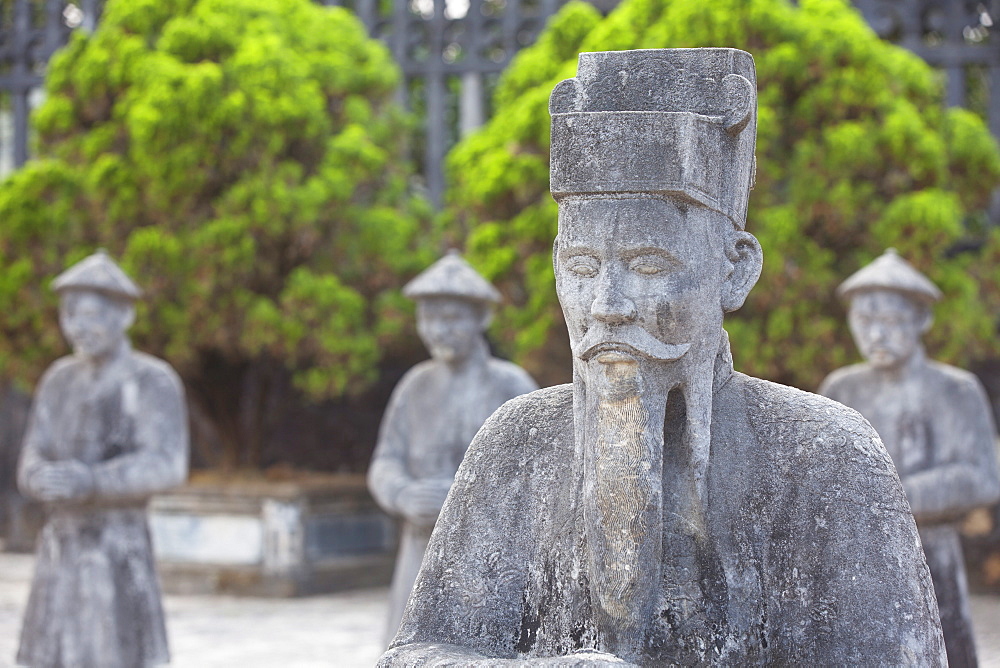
591, 276, 637, 325
869, 322, 887, 342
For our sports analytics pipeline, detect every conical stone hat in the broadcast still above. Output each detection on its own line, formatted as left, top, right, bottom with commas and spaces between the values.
403, 250, 501, 304
837, 248, 941, 305
52, 249, 142, 300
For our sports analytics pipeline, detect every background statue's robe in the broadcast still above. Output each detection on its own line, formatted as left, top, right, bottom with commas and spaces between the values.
368, 355, 537, 646
380, 369, 945, 666
821, 358, 1000, 668
17, 350, 188, 668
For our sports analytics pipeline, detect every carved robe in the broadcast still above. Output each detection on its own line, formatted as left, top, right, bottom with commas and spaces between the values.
17, 350, 188, 668
380, 362, 945, 665
821, 357, 1000, 668
368, 356, 536, 646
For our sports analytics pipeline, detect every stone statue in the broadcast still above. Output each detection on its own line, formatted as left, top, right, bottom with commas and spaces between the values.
368, 250, 538, 647
820, 248, 1000, 668
378, 49, 946, 666
17, 250, 190, 668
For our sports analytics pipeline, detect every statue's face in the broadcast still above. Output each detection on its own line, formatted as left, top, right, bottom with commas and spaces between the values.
555, 196, 729, 368
59, 290, 133, 362
416, 297, 487, 364
848, 289, 927, 370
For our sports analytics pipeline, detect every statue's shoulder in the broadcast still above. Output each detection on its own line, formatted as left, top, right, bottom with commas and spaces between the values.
735, 371, 905, 504
128, 351, 184, 394
468, 383, 574, 458
36, 355, 83, 390
488, 383, 572, 423
452, 384, 573, 506
396, 358, 441, 384
386, 359, 440, 397
485, 357, 538, 393
817, 362, 872, 396
924, 358, 986, 396
739, 373, 868, 426
737, 372, 887, 462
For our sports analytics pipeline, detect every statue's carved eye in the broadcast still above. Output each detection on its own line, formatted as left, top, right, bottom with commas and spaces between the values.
629, 256, 672, 276
565, 256, 599, 278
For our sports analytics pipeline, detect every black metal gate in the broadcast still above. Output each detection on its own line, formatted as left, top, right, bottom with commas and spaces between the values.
854, 0, 1000, 137
0, 0, 99, 170
322, 0, 564, 204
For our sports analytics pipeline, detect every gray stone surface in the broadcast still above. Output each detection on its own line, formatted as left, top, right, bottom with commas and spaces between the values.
380, 49, 946, 666
368, 251, 537, 647
15, 251, 189, 668
4, 551, 1000, 667
820, 248, 1000, 668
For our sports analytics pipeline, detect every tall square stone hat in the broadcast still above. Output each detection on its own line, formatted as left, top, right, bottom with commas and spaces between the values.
549, 48, 757, 230
837, 248, 942, 305
403, 250, 501, 304
51, 249, 142, 300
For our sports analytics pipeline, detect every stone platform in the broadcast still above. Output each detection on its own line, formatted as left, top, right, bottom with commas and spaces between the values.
149, 474, 396, 596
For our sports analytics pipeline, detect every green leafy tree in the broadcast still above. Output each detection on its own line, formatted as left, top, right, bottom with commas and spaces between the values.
0, 0, 435, 470
447, 0, 1000, 389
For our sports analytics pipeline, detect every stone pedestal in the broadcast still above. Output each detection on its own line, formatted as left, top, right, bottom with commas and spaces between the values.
150, 475, 396, 596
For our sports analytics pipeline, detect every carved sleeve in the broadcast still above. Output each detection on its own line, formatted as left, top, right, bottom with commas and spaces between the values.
904, 376, 1000, 522
89, 366, 189, 500
773, 421, 947, 665
16, 367, 60, 500
367, 375, 416, 516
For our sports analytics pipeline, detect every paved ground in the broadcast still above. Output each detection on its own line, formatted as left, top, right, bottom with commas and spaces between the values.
0, 551, 999, 667
0, 553, 384, 667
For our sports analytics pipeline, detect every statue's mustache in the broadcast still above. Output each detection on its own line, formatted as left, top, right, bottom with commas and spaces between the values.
575, 324, 691, 362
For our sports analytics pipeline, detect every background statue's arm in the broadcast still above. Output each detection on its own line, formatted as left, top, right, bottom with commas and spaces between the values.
905, 377, 1000, 522
89, 367, 189, 500
17, 399, 51, 501
369, 373, 456, 524
16, 375, 58, 501
368, 377, 418, 517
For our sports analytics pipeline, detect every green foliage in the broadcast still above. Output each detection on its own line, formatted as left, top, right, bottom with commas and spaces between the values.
0, 0, 435, 467
448, 0, 1000, 388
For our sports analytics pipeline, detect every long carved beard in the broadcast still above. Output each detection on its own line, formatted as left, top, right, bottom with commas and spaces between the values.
582, 360, 664, 650
576, 339, 723, 660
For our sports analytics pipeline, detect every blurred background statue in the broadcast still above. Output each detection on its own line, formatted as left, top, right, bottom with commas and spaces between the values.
821, 248, 1000, 668
16, 250, 190, 668
367, 250, 537, 647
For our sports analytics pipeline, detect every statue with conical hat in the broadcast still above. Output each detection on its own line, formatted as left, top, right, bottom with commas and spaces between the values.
367, 250, 537, 647
16, 250, 189, 668
820, 248, 1000, 668
379, 49, 945, 666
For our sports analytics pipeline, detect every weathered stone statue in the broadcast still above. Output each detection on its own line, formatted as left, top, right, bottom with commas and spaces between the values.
379, 49, 946, 666
368, 250, 537, 647
17, 250, 189, 668
820, 248, 1000, 668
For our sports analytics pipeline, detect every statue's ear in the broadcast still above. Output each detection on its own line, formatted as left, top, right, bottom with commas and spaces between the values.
919, 307, 933, 334
121, 302, 137, 331
721, 231, 763, 313
479, 304, 494, 331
